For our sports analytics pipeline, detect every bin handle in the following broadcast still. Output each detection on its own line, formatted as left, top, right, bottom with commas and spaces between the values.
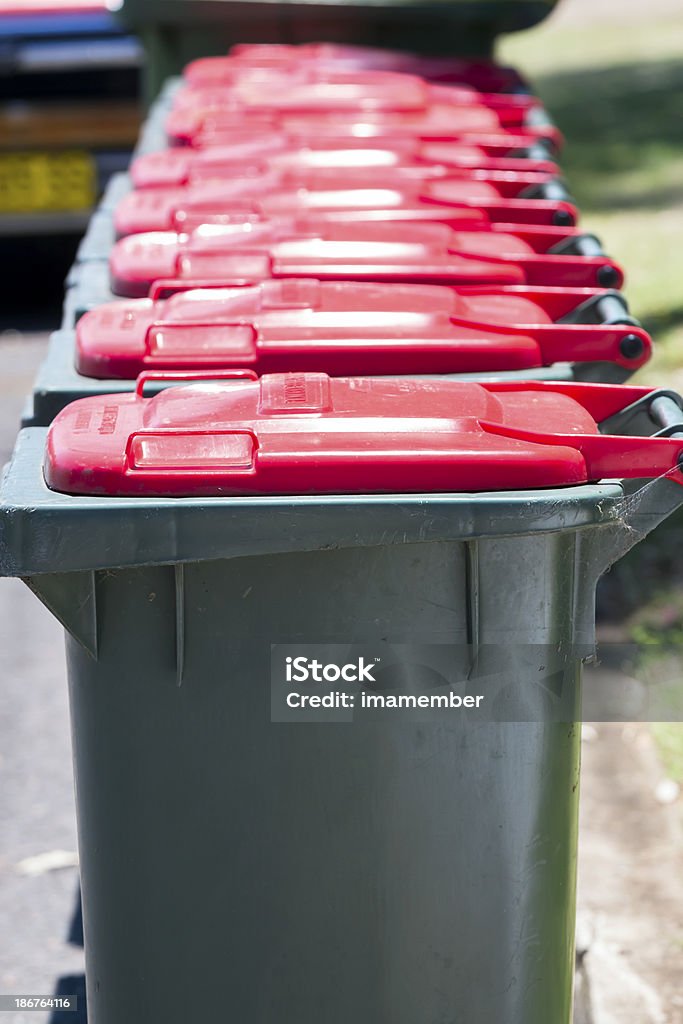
135, 370, 258, 397
149, 279, 255, 301
124, 428, 259, 474
142, 320, 258, 356
476, 384, 683, 483
480, 420, 683, 484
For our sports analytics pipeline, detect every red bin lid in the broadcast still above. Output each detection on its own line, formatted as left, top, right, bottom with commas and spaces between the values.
171, 81, 536, 127
194, 129, 560, 158
169, 69, 530, 113
171, 76, 531, 113
109, 221, 520, 297
76, 278, 648, 380
166, 102, 502, 145
186, 47, 526, 93
130, 140, 558, 190
113, 174, 575, 238
163, 72, 558, 146
184, 124, 556, 155
43, 377, 683, 498
108, 220, 600, 299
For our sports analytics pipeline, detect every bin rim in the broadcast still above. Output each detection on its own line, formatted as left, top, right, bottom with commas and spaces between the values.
0, 425, 644, 579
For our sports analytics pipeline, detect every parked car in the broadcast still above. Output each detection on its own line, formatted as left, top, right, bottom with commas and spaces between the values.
0, 0, 142, 236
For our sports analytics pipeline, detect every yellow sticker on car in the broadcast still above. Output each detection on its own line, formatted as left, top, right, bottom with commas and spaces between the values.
0, 150, 96, 214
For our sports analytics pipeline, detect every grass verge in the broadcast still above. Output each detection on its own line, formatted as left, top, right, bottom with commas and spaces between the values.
501, 11, 683, 777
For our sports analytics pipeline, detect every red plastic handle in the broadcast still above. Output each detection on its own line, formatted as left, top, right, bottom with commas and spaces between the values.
482, 381, 658, 421
125, 428, 259, 474
135, 369, 258, 397
480, 421, 683, 485
148, 279, 254, 300
142, 320, 258, 356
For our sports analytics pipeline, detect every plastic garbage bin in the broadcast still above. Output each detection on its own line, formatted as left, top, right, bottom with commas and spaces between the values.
158, 62, 559, 142
181, 44, 530, 91
115, 2, 561, 103
130, 137, 560, 189
72, 142, 557, 248
64, 222, 635, 310
109, 221, 617, 300
24, 281, 650, 424
169, 59, 537, 98
3, 373, 683, 1024
112, 172, 573, 237
185, 42, 527, 79
76, 154, 566, 259
63, 222, 629, 323
163, 81, 560, 149
166, 71, 541, 125
74, 279, 647, 377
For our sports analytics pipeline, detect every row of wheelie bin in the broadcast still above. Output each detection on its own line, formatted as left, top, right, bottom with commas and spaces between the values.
4, 40, 683, 1024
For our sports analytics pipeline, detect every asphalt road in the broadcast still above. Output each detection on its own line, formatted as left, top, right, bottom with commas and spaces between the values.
0, 249, 85, 1024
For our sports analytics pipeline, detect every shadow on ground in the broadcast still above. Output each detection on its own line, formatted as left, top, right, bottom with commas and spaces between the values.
529, 57, 683, 212
640, 305, 683, 339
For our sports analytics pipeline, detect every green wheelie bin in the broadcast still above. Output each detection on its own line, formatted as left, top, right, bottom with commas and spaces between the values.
2, 373, 683, 1024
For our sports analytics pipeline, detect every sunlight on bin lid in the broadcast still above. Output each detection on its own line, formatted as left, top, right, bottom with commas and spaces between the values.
43, 378, 682, 498
109, 221, 519, 296
185, 48, 526, 93
186, 123, 557, 154
108, 219, 600, 298
111, 218, 617, 294
171, 72, 534, 106
169, 70, 432, 118
163, 72, 559, 147
113, 169, 571, 237
76, 278, 649, 380
166, 100, 548, 148
168, 70, 530, 114
130, 140, 558, 190
166, 101, 500, 145
171, 80, 537, 121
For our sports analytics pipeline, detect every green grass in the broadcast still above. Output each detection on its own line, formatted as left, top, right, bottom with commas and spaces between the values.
652, 723, 683, 784
500, 16, 683, 78
500, 16, 683, 386
501, 13, 683, 777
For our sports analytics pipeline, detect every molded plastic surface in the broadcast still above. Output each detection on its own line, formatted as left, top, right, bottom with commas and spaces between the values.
190, 123, 559, 153
172, 76, 537, 114
165, 76, 559, 147
130, 139, 559, 190
185, 47, 528, 92
108, 221, 603, 298
163, 67, 557, 136
44, 376, 683, 498
75, 279, 647, 379
114, 172, 574, 236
